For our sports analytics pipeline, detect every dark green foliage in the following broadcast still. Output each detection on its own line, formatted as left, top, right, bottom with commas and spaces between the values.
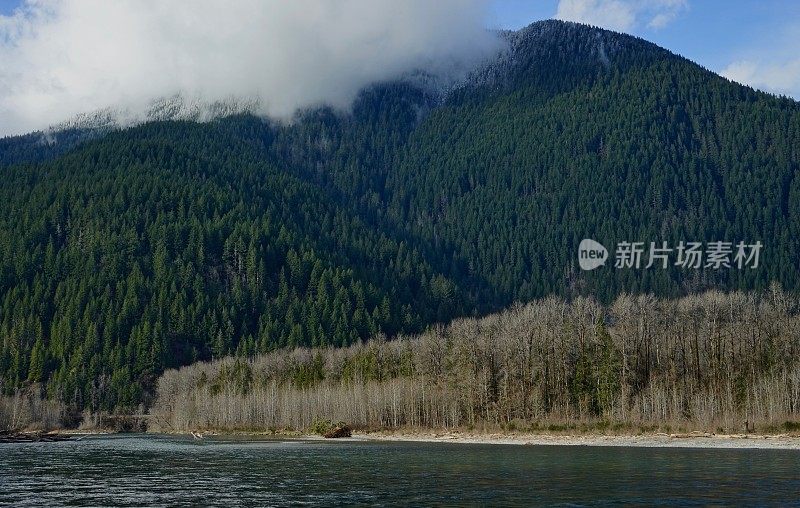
0, 118, 465, 410
0, 128, 102, 167
571, 321, 621, 416
0, 20, 798, 412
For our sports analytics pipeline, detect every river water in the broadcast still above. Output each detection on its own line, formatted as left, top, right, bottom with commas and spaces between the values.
1, 435, 798, 506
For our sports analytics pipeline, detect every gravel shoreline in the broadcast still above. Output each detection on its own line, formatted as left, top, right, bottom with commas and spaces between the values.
352, 431, 800, 449
61, 428, 798, 450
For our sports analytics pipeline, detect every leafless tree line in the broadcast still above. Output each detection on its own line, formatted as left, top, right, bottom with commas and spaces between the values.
0, 384, 65, 431
150, 287, 800, 434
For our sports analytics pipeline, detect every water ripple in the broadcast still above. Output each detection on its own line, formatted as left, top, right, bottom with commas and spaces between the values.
1, 436, 798, 506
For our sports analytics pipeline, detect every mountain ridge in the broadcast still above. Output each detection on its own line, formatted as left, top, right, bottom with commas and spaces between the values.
0, 19, 798, 412
9, 20, 786, 147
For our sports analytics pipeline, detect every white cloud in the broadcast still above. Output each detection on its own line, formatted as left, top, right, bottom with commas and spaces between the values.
556, 0, 635, 31
0, 0, 500, 136
722, 59, 800, 99
647, 11, 674, 29
720, 23, 800, 100
555, 0, 687, 32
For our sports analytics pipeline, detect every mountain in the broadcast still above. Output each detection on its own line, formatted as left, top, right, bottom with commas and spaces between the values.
1, 20, 798, 411
0, 95, 261, 168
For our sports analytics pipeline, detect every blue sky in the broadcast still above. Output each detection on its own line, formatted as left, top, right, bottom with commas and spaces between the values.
0, 0, 17, 16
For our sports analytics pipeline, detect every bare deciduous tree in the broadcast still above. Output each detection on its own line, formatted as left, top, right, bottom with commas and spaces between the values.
147, 289, 800, 434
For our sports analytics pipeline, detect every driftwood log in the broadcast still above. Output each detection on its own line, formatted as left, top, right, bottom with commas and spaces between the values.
0, 430, 72, 444
323, 425, 352, 439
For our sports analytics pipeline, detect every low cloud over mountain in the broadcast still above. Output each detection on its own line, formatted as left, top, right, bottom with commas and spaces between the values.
0, 0, 500, 136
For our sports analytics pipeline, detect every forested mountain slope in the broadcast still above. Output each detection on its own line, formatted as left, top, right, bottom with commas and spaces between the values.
0, 121, 469, 408
285, 20, 800, 302
1, 20, 798, 412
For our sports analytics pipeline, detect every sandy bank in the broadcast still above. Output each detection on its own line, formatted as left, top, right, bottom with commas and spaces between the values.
351, 430, 800, 450
146, 427, 800, 450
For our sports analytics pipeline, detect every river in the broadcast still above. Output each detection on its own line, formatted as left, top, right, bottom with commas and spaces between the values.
1, 435, 798, 506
